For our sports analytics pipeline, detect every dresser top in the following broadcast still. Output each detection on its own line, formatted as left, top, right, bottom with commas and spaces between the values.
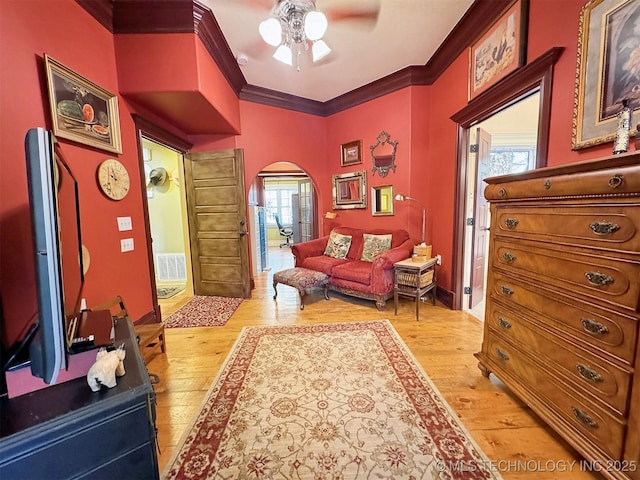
484, 152, 640, 185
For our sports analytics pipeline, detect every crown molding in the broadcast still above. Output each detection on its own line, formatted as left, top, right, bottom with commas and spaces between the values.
78, 0, 515, 116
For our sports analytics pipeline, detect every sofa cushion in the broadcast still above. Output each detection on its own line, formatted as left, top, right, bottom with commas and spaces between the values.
301, 255, 347, 276
332, 227, 410, 260
361, 233, 392, 262
323, 231, 352, 259
331, 260, 372, 285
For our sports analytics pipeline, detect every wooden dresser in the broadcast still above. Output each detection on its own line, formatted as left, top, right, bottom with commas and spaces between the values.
476, 153, 640, 480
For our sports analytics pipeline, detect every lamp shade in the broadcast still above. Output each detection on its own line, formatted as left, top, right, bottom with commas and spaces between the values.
304, 11, 328, 40
259, 18, 282, 46
394, 193, 406, 201
312, 40, 331, 62
273, 44, 293, 65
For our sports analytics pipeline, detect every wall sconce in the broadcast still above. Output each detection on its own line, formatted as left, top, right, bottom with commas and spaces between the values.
394, 193, 425, 243
323, 211, 338, 235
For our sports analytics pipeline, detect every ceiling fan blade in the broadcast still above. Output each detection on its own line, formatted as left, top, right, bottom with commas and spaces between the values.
322, 0, 380, 27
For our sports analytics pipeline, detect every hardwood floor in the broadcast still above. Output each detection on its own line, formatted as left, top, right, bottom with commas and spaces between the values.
153, 247, 601, 479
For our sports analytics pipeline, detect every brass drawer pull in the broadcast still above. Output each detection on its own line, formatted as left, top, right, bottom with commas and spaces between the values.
585, 271, 614, 287
608, 174, 624, 189
502, 252, 517, 264
501, 285, 514, 296
504, 218, 519, 229
498, 317, 512, 329
589, 221, 620, 236
572, 407, 598, 429
581, 318, 609, 336
496, 348, 510, 361
576, 364, 603, 383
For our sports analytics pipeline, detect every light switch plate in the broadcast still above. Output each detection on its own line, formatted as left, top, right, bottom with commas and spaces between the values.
120, 238, 134, 252
117, 216, 132, 231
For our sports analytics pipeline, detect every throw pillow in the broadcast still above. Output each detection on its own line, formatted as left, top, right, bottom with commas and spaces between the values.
324, 231, 352, 259
361, 233, 392, 262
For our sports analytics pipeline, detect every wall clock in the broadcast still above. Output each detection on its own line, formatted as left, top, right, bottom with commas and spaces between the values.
97, 158, 130, 200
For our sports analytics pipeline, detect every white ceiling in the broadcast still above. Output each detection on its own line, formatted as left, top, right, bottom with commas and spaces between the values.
201, 0, 475, 102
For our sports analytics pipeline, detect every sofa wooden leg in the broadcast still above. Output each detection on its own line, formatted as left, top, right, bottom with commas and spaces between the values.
375, 298, 386, 310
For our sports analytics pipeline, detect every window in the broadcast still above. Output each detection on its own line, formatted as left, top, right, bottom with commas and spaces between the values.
264, 180, 298, 226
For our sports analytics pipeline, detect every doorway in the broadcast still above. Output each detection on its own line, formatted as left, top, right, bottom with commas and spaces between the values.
142, 138, 194, 301
450, 47, 563, 314
461, 92, 540, 320
249, 161, 316, 272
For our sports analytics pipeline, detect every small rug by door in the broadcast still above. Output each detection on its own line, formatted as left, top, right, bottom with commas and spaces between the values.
164, 295, 243, 328
162, 320, 502, 480
157, 286, 184, 299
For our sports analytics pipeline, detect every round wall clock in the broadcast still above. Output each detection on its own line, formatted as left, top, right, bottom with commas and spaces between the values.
97, 158, 130, 200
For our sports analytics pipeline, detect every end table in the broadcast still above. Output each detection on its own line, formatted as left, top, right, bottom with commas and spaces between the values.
394, 257, 437, 320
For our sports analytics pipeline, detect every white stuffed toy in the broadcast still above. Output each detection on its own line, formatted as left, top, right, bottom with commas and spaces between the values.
86, 345, 126, 392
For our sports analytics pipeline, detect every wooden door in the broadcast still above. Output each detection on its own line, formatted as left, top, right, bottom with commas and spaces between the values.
298, 178, 312, 243
184, 149, 250, 298
470, 128, 491, 309
291, 193, 301, 244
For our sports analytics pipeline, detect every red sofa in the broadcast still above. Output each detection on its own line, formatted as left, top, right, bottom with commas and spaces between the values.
291, 227, 415, 309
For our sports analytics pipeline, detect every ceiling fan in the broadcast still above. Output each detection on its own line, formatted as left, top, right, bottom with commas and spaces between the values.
239, 0, 380, 68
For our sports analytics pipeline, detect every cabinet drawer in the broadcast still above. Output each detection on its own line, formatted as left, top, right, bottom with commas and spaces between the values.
493, 240, 640, 312
493, 204, 640, 253
484, 335, 626, 460
490, 272, 639, 364
487, 303, 632, 415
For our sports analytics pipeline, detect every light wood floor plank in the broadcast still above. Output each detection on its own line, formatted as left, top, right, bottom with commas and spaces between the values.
151, 247, 601, 479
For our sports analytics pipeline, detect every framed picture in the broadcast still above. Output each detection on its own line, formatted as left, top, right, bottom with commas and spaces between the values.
332, 170, 367, 209
45, 55, 122, 154
340, 140, 362, 167
469, 0, 528, 100
572, 0, 640, 150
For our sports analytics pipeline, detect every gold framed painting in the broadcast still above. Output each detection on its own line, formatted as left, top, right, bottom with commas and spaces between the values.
469, 0, 528, 100
332, 170, 367, 209
45, 55, 122, 154
340, 140, 362, 167
572, 0, 640, 150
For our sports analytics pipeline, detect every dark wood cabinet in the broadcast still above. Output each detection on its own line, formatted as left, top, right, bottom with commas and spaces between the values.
0, 318, 159, 479
476, 153, 640, 480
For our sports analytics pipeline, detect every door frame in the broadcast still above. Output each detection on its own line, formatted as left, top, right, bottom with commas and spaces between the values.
449, 47, 563, 310
132, 115, 192, 324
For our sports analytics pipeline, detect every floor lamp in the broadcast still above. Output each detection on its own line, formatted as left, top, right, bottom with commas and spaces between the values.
394, 193, 425, 243
323, 211, 337, 235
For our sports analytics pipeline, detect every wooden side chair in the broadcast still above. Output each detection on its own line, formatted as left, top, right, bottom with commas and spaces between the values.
91, 295, 166, 365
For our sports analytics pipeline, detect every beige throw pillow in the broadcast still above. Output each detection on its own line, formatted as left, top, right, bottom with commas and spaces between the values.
323, 231, 352, 259
361, 233, 392, 262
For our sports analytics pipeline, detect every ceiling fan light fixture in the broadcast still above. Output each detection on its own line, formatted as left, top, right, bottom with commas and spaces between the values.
273, 44, 293, 65
312, 39, 331, 62
304, 10, 327, 41
259, 17, 282, 46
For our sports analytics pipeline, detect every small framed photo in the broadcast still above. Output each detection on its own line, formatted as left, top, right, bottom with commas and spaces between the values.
44, 55, 122, 154
469, 0, 528, 100
340, 140, 362, 167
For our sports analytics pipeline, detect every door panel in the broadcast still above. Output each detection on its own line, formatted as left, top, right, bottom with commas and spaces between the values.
298, 178, 312, 243
470, 127, 491, 309
184, 149, 250, 298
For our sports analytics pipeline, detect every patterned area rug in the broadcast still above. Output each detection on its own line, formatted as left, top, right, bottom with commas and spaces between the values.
162, 320, 502, 479
164, 295, 243, 328
157, 286, 184, 299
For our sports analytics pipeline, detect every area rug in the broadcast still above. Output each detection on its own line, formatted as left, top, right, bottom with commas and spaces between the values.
164, 295, 243, 328
157, 286, 184, 299
162, 320, 502, 479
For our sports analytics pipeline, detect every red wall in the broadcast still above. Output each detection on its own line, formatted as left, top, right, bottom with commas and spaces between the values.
1, 1, 150, 345
0, 0, 619, 349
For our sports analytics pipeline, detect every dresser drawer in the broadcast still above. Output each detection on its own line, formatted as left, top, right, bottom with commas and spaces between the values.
490, 272, 639, 364
493, 204, 640, 253
484, 335, 627, 460
487, 303, 632, 415
493, 240, 640, 312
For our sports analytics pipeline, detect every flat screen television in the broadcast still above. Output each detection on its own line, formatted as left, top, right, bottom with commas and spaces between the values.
23, 127, 84, 384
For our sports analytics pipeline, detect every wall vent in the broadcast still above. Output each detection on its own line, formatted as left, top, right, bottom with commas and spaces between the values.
155, 253, 186, 281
